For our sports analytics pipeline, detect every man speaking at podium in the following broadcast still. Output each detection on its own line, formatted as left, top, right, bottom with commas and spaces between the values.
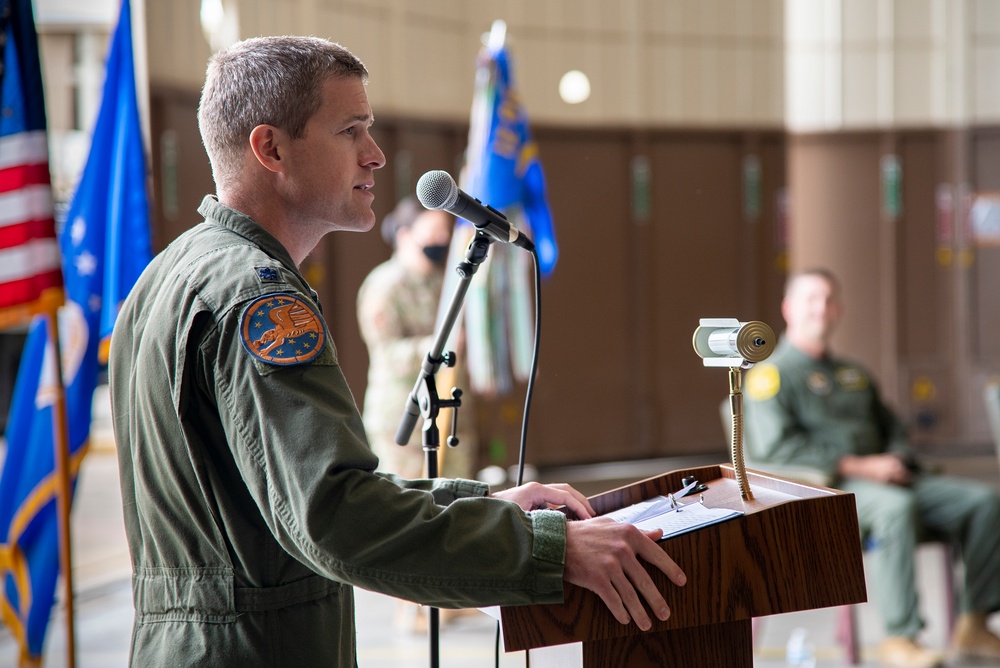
744, 269, 1000, 667
108, 35, 686, 667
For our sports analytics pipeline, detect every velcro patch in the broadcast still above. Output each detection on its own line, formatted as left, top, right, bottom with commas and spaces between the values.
240, 293, 326, 366
255, 266, 282, 283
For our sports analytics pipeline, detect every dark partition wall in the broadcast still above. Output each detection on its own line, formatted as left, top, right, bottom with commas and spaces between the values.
522, 130, 639, 463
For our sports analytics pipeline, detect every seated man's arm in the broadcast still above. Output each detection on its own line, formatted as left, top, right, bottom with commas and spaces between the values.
744, 365, 850, 483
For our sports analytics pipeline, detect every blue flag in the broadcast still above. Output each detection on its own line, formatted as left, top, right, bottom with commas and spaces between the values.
0, 316, 65, 662
61, 0, 151, 371
0, 0, 150, 659
448, 26, 554, 395
464, 39, 558, 276
59, 0, 151, 474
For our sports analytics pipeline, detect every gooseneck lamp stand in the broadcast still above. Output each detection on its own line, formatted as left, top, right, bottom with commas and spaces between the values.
692, 319, 776, 500
395, 231, 494, 668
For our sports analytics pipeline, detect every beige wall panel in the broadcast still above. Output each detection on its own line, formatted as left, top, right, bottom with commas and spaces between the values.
894, 47, 939, 125
679, 45, 720, 122
971, 0, 1000, 38
647, 43, 686, 123
37, 34, 75, 131
641, 0, 686, 38
145, 0, 212, 90
595, 42, 632, 123
266, 0, 312, 36
505, 34, 577, 124
463, 1, 528, 35
973, 45, 1000, 123
893, 0, 939, 41
717, 46, 754, 124
139, 0, 785, 127
753, 48, 786, 124
716, 0, 756, 39
369, 17, 474, 122
36, 0, 116, 24
678, 0, 719, 39
842, 49, 879, 126
527, 35, 601, 123
841, 0, 880, 44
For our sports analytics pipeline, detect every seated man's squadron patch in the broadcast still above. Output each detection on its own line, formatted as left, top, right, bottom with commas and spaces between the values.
240, 293, 326, 366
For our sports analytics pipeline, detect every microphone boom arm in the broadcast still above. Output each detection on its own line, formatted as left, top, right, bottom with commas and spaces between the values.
394, 231, 493, 449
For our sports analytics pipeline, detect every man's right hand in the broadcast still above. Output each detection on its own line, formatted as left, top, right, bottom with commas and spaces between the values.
563, 518, 686, 631
839, 453, 912, 486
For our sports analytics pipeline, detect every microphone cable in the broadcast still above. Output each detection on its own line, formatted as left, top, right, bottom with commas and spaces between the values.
514, 246, 541, 488
496, 244, 542, 668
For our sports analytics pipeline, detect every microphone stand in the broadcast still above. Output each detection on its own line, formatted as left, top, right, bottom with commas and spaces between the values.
394, 231, 495, 668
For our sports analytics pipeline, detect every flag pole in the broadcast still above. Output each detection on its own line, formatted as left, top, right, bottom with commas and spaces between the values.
42, 311, 76, 668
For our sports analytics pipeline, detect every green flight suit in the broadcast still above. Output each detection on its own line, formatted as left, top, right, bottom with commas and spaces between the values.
743, 337, 1000, 638
109, 196, 566, 667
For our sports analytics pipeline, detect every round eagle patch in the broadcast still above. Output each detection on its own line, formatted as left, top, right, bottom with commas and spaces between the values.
240, 293, 326, 366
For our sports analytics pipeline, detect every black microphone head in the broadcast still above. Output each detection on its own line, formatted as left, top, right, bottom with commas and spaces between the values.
416, 170, 459, 211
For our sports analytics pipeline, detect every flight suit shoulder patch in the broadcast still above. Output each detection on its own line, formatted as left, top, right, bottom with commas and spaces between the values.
746, 363, 781, 401
239, 293, 327, 366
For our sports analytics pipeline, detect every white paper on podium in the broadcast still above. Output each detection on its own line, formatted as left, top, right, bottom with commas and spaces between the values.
603, 496, 743, 539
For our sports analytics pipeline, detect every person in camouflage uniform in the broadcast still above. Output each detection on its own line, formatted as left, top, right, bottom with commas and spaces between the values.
357, 196, 472, 480
744, 268, 1000, 668
109, 35, 687, 667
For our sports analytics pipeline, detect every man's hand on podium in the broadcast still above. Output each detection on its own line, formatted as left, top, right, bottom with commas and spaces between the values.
565, 520, 687, 631
491, 481, 596, 519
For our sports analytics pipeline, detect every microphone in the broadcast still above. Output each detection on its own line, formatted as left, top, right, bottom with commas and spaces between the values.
416, 170, 535, 251
692, 318, 775, 368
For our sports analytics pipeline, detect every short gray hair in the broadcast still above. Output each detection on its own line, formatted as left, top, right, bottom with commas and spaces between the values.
197, 36, 368, 188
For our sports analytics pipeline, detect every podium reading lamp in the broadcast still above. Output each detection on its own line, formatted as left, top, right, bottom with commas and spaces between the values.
692, 319, 775, 500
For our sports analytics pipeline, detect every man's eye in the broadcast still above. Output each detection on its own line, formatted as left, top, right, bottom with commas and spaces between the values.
344, 127, 355, 135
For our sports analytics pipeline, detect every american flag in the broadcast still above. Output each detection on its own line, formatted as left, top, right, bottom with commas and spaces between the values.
0, 0, 63, 330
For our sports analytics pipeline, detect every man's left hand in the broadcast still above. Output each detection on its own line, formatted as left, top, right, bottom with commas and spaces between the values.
491, 482, 595, 519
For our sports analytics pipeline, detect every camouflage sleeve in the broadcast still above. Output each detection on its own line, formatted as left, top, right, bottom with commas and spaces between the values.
357, 268, 433, 370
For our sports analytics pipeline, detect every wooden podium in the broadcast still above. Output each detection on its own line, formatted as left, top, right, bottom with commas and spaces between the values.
498, 464, 867, 667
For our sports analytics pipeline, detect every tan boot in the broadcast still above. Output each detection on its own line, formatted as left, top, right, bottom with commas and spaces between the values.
877, 636, 944, 668
952, 612, 1000, 661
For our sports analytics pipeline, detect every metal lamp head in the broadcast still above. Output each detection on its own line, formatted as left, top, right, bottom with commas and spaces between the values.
692, 318, 775, 368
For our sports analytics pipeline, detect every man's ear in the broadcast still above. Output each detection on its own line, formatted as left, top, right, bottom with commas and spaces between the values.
248, 124, 284, 173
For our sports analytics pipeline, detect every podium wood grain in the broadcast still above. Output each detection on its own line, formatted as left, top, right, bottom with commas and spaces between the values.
501, 465, 867, 668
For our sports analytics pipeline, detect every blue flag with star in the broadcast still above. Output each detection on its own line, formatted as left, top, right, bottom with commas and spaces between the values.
0, 315, 67, 663
60, 0, 151, 453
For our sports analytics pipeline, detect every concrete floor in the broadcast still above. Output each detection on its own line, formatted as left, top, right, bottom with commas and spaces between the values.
2, 389, 1000, 666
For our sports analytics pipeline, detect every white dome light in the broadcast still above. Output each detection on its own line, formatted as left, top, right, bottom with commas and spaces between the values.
559, 70, 591, 104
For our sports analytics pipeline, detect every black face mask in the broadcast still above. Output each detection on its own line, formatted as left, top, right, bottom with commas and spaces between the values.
422, 245, 449, 265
